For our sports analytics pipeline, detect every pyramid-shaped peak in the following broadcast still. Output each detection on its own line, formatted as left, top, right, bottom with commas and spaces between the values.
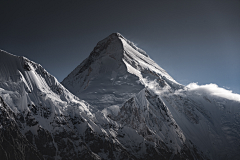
97, 32, 123, 45
109, 32, 123, 37
62, 32, 180, 109
96, 33, 149, 58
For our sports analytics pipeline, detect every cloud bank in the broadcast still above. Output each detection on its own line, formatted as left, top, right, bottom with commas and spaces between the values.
183, 83, 240, 102
141, 76, 240, 102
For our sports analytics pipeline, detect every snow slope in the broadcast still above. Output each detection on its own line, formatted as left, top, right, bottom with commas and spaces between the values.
160, 88, 240, 160
0, 50, 92, 117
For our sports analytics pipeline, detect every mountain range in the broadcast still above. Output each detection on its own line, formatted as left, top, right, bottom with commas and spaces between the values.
0, 33, 239, 160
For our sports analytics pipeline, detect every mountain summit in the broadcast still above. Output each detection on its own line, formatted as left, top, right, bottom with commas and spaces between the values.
62, 33, 181, 110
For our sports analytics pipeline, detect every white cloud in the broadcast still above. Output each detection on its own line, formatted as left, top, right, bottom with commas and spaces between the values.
141, 77, 171, 95
184, 83, 240, 102
141, 76, 240, 102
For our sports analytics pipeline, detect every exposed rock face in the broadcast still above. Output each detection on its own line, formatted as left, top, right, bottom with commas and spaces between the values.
0, 97, 44, 160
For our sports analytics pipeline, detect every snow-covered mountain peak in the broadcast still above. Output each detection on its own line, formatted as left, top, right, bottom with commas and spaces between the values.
92, 32, 149, 60
96, 32, 122, 45
101, 32, 123, 40
62, 33, 181, 110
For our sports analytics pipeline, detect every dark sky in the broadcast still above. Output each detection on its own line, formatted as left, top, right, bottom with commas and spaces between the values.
1, 0, 240, 94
